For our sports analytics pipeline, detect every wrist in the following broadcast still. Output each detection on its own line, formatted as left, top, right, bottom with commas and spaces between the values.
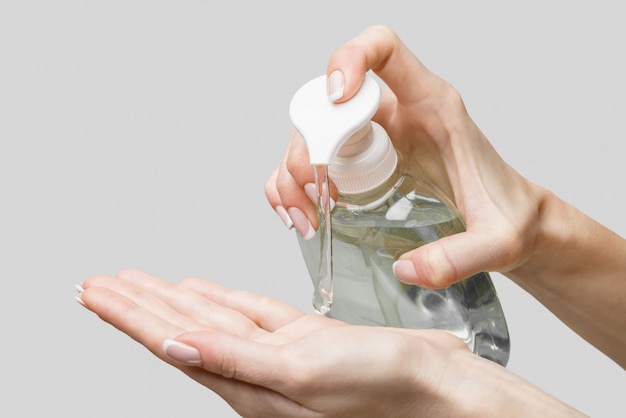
506, 185, 569, 283
506, 184, 621, 292
448, 351, 586, 417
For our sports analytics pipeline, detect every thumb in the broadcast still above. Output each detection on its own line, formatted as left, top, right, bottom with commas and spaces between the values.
164, 330, 288, 387
393, 229, 513, 288
163, 332, 314, 417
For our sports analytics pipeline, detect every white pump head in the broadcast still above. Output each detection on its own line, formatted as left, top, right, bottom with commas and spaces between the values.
289, 75, 381, 165
289, 74, 398, 194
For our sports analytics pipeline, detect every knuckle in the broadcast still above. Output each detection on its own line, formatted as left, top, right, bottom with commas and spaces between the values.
285, 157, 312, 184
367, 24, 398, 44
417, 244, 458, 288
218, 350, 239, 379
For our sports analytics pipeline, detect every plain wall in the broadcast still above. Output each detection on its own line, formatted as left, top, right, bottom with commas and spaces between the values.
1, 1, 624, 416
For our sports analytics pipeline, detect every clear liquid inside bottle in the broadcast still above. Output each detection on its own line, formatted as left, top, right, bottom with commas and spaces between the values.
299, 154, 511, 366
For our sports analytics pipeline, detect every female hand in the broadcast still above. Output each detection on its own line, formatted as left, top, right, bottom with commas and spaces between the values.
265, 25, 626, 368
265, 25, 544, 289
78, 269, 581, 417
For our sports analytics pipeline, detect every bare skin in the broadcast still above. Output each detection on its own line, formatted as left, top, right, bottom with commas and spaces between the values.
78, 269, 583, 417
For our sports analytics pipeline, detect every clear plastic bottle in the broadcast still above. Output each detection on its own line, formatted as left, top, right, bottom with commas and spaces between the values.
290, 75, 510, 366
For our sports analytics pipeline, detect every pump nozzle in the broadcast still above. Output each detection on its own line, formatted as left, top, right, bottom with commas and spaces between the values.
289, 75, 381, 165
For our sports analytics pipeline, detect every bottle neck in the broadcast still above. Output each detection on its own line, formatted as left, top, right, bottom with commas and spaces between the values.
335, 152, 407, 209
328, 121, 398, 195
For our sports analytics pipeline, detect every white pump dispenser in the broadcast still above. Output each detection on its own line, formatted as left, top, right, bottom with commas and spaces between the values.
289, 75, 387, 165
290, 74, 399, 194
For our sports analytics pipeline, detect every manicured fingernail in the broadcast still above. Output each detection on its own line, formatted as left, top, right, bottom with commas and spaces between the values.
304, 183, 317, 204
75, 294, 86, 307
275, 205, 293, 229
393, 260, 418, 283
163, 339, 202, 365
287, 207, 316, 240
75, 284, 84, 293
327, 70, 344, 102
304, 183, 336, 211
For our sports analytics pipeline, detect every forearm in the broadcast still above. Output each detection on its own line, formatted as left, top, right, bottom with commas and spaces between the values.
506, 186, 626, 368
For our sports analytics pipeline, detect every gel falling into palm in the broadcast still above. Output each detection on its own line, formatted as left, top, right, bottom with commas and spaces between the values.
312, 164, 333, 314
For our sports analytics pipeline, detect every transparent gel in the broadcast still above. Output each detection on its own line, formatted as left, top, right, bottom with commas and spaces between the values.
299, 154, 511, 366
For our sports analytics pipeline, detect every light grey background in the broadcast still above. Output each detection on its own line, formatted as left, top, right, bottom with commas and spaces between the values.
1, 1, 624, 417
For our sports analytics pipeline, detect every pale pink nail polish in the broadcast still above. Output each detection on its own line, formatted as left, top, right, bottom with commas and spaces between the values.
392, 260, 419, 283
304, 183, 318, 205
327, 70, 345, 102
287, 207, 315, 240
275, 205, 293, 229
75, 294, 86, 307
163, 339, 202, 365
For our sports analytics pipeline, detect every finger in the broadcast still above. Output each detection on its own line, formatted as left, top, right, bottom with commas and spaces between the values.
393, 227, 523, 289
326, 25, 457, 169
327, 25, 437, 105
115, 269, 264, 338
178, 277, 305, 332
275, 131, 320, 234
264, 167, 294, 230
81, 286, 310, 417
173, 330, 295, 391
82, 274, 204, 331
79, 286, 186, 360
282, 130, 316, 190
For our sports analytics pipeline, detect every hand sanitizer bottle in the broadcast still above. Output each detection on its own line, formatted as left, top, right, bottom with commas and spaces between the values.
289, 75, 510, 366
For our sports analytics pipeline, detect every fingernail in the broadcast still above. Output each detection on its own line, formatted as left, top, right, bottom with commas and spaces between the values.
287, 207, 316, 240
327, 70, 344, 102
275, 205, 293, 229
163, 339, 202, 365
304, 183, 336, 211
393, 260, 419, 283
75, 284, 84, 293
75, 294, 86, 307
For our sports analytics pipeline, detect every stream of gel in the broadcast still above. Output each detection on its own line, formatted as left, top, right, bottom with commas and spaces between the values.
312, 165, 333, 314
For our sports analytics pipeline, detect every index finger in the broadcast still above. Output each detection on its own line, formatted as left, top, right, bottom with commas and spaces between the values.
178, 277, 305, 332
326, 25, 436, 106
